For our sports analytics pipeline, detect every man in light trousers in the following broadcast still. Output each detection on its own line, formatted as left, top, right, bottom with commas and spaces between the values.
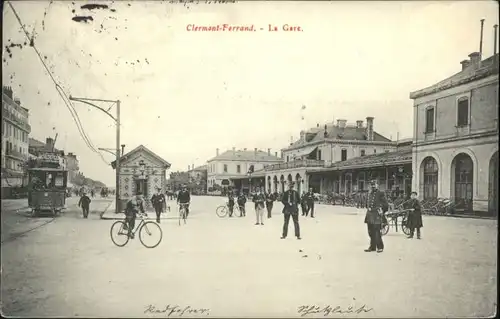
252, 187, 266, 225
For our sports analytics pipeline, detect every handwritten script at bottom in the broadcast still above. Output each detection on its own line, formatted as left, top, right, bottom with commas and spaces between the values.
297, 304, 373, 317
144, 304, 210, 317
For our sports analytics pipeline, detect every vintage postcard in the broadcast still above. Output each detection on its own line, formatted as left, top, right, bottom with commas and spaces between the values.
1, 0, 498, 318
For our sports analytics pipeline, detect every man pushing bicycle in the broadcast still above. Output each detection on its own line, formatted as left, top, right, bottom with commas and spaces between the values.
124, 193, 145, 239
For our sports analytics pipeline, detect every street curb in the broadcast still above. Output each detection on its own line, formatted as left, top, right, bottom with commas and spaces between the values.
100, 216, 182, 221
442, 214, 497, 220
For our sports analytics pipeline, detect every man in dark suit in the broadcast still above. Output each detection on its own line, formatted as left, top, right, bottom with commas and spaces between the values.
305, 187, 316, 218
151, 188, 166, 223
364, 180, 389, 253
281, 182, 301, 240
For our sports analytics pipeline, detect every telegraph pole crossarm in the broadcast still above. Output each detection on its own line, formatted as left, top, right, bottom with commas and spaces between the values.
69, 95, 121, 215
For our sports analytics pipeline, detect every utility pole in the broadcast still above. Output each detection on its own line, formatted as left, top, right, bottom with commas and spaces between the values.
69, 96, 121, 214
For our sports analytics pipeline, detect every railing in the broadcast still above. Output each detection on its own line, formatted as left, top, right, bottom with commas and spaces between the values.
2, 106, 31, 132
5, 148, 25, 160
265, 159, 325, 171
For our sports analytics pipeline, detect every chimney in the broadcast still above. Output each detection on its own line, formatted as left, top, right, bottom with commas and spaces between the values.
480, 19, 485, 57
254, 148, 258, 158
232, 147, 236, 155
45, 137, 54, 151
300, 130, 306, 142
460, 60, 471, 70
121, 144, 125, 156
188, 165, 191, 171
316, 123, 319, 128
469, 52, 481, 68
216, 148, 219, 156
494, 24, 498, 55
356, 120, 363, 128
275, 151, 278, 157
337, 119, 347, 128
267, 148, 271, 155
366, 117, 374, 141
244, 148, 247, 151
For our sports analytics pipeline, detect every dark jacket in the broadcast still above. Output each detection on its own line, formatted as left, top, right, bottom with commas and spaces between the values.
305, 191, 315, 203
364, 190, 389, 224
237, 194, 246, 206
126, 199, 145, 215
177, 190, 191, 203
407, 198, 423, 229
282, 189, 300, 214
228, 193, 235, 205
252, 193, 266, 210
151, 194, 165, 207
78, 195, 91, 208
265, 193, 275, 205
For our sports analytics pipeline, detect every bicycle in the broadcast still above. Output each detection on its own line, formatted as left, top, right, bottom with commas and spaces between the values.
216, 202, 240, 217
381, 209, 411, 236
110, 212, 163, 248
178, 203, 189, 225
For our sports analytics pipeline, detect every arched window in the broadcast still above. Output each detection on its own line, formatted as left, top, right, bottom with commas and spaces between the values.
453, 153, 473, 210
422, 157, 438, 199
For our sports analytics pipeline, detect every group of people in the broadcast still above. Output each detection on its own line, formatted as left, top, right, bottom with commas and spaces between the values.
78, 179, 424, 249
363, 180, 424, 253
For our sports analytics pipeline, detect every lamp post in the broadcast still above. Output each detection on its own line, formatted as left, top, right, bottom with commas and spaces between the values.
69, 96, 120, 214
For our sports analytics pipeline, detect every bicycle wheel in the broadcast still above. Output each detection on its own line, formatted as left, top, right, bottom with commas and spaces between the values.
380, 222, 389, 236
401, 218, 411, 236
110, 221, 130, 247
216, 205, 228, 218
139, 221, 163, 248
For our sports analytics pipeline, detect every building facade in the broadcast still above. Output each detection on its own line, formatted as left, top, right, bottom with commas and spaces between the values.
111, 145, 171, 210
206, 148, 283, 192
65, 152, 80, 185
262, 118, 397, 194
187, 164, 207, 193
1, 86, 31, 191
410, 52, 498, 214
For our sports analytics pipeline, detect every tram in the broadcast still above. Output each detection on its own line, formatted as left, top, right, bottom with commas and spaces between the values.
27, 152, 68, 217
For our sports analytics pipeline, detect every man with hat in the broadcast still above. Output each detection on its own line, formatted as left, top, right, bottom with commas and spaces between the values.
151, 187, 166, 223
177, 184, 191, 217
364, 179, 389, 252
281, 181, 301, 240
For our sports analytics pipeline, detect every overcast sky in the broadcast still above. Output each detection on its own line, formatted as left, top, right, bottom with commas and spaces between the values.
2, 0, 498, 186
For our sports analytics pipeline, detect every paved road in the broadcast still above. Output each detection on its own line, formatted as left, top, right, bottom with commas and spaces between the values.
1, 196, 496, 317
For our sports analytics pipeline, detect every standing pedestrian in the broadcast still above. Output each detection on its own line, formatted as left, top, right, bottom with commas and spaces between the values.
305, 187, 316, 218
364, 180, 389, 253
265, 191, 275, 218
252, 187, 266, 225
237, 190, 246, 217
300, 192, 308, 216
281, 182, 301, 240
227, 190, 235, 217
151, 188, 166, 223
90, 189, 95, 198
78, 192, 91, 218
407, 191, 423, 239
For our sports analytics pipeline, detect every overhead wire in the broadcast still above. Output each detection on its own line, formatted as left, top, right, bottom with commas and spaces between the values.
6, 1, 110, 165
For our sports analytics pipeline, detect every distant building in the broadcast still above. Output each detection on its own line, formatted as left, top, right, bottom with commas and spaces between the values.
65, 152, 80, 185
111, 145, 171, 210
409, 52, 498, 215
206, 148, 283, 193
1, 86, 31, 193
263, 118, 396, 194
187, 164, 207, 192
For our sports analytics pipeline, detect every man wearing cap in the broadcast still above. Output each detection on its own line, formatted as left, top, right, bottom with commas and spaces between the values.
281, 181, 301, 240
177, 185, 191, 217
151, 188, 166, 223
364, 180, 389, 253
124, 193, 145, 239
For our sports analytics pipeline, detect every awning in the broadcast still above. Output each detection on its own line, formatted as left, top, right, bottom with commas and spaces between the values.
293, 146, 318, 158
